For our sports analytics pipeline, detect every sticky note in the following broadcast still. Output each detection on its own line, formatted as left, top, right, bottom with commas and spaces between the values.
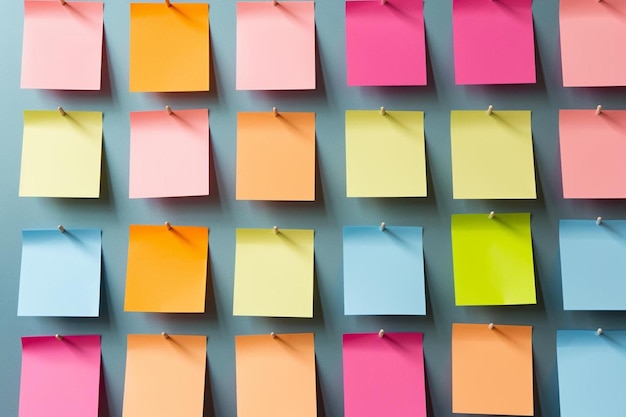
18, 229, 101, 317
343, 226, 425, 315
345, 111, 426, 197
345, 0, 426, 86
19, 110, 103, 198
451, 110, 536, 199
451, 213, 536, 306
236, 2, 315, 90
343, 332, 426, 417
124, 225, 209, 313
559, 109, 626, 198
233, 228, 314, 318
129, 109, 209, 198
236, 112, 315, 201
123, 334, 207, 417
130, 3, 209, 92
452, 0, 535, 84
235, 333, 316, 417
19, 335, 101, 417
452, 323, 533, 416
21, 1, 103, 90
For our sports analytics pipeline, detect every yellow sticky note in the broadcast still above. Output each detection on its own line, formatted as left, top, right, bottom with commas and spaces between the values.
130, 3, 209, 92
451, 213, 536, 306
345, 110, 426, 197
451, 110, 536, 199
233, 229, 314, 318
19, 110, 102, 198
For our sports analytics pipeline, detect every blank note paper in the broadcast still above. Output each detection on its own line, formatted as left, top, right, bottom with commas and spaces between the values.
130, 3, 209, 92
124, 225, 208, 313
236, 112, 315, 201
233, 229, 314, 318
451, 110, 536, 199
453, 0, 535, 85
453, 323, 533, 416
235, 333, 316, 417
19, 110, 103, 198
123, 334, 207, 417
451, 213, 536, 306
343, 226, 425, 315
19, 335, 101, 417
346, 0, 426, 86
345, 111, 426, 197
343, 333, 426, 417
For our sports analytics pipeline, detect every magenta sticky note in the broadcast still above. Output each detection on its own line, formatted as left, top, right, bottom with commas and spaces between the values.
453, 0, 535, 85
346, 0, 426, 86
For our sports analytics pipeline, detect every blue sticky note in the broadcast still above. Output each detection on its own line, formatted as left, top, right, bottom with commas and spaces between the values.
560, 220, 626, 310
343, 226, 425, 315
18, 229, 102, 317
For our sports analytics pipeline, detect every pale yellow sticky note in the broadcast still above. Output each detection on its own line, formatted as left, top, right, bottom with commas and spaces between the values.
19, 110, 102, 198
346, 110, 426, 197
233, 228, 314, 318
451, 110, 536, 199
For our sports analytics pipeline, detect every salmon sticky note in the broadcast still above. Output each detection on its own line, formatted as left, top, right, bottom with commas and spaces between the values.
233, 228, 314, 318
21, 1, 103, 90
130, 109, 209, 198
123, 335, 207, 417
346, 110, 426, 197
235, 333, 316, 417
130, 3, 209, 92
236, 2, 315, 90
19, 335, 101, 417
451, 110, 536, 199
124, 225, 208, 313
236, 112, 315, 201
451, 213, 536, 306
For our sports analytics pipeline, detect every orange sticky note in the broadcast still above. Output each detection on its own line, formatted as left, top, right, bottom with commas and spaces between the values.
130, 3, 209, 92
452, 323, 534, 416
235, 333, 316, 417
122, 334, 207, 417
124, 225, 208, 313
236, 112, 315, 201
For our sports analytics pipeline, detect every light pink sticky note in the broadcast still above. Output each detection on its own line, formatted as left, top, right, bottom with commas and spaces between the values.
346, 0, 426, 86
343, 332, 426, 417
129, 109, 209, 198
19, 335, 101, 417
21, 1, 104, 90
236, 1, 315, 90
453, 0, 535, 85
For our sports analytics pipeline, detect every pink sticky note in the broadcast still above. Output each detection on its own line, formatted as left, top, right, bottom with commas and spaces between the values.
452, 0, 535, 85
19, 335, 101, 417
343, 333, 426, 417
346, 0, 426, 86
129, 109, 209, 198
21, 1, 104, 90
236, 1, 315, 90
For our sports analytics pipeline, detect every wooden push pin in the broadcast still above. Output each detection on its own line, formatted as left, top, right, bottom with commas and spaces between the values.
487, 105, 494, 115
380, 106, 386, 116
162, 331, 170, 339
380, 222, 386, 231
597, 328, 603, 336
58, 106, 67, 116
596, 105, 603, 116
57, 225, 66, 233
488, 323, 495, 330
596, 217, 603, 225
488, 211, 495, 219
166, 105, 173, 115
55, 334, 63, 340
273, 0, 279, 5
165, 0, 172, 7
165, 221, 172, 230
378, 329, 385, 338
271, 332, 277, 339
273, 107, 279, 117
273, 226, 279, 235
59, 0, 67, 5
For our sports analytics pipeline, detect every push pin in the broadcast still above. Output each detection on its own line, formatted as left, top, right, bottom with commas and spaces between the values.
165, 0, 172, 7
273, 107, 279, 117
271, 332, 277, 339
487, 105, 494, 115
166, 105, 173, 115
162, 331, 170, 339
58, 106, 67, 116
273, 0, 278, 5
165, 221, 172, 230
488, 211, 495, 219
488, 323, 495, 330
596, 328, 603, 336
273, 226, 279, 235
57, 225, 66, 233
596, 217, 603, 225
596, 105, 603, 116
378, 329, 385, 338
381, 0, 387, 4
55, 334, 63, 340
380, 222, 386, 231
59, 0, 67, 5
380, 106, 386, 116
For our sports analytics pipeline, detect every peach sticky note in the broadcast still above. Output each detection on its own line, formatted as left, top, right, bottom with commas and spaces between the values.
233, 228, 314, 318
452, 323, 534, 416
130, 3, 209, 92
236, 1, 315, 90
236, 112, 315, 201
21, 1, 103, 90
124, 225, 209, 313
123, 334, 207, 417
19, 110, 103, 198
235, 333, 316, 417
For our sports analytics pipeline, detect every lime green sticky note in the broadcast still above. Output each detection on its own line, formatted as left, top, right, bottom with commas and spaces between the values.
19, 110, 103, 198
346, 110, 426, 197
233, 228, 314, 318
451, 213, 536, 306
450, 110, 536, 199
